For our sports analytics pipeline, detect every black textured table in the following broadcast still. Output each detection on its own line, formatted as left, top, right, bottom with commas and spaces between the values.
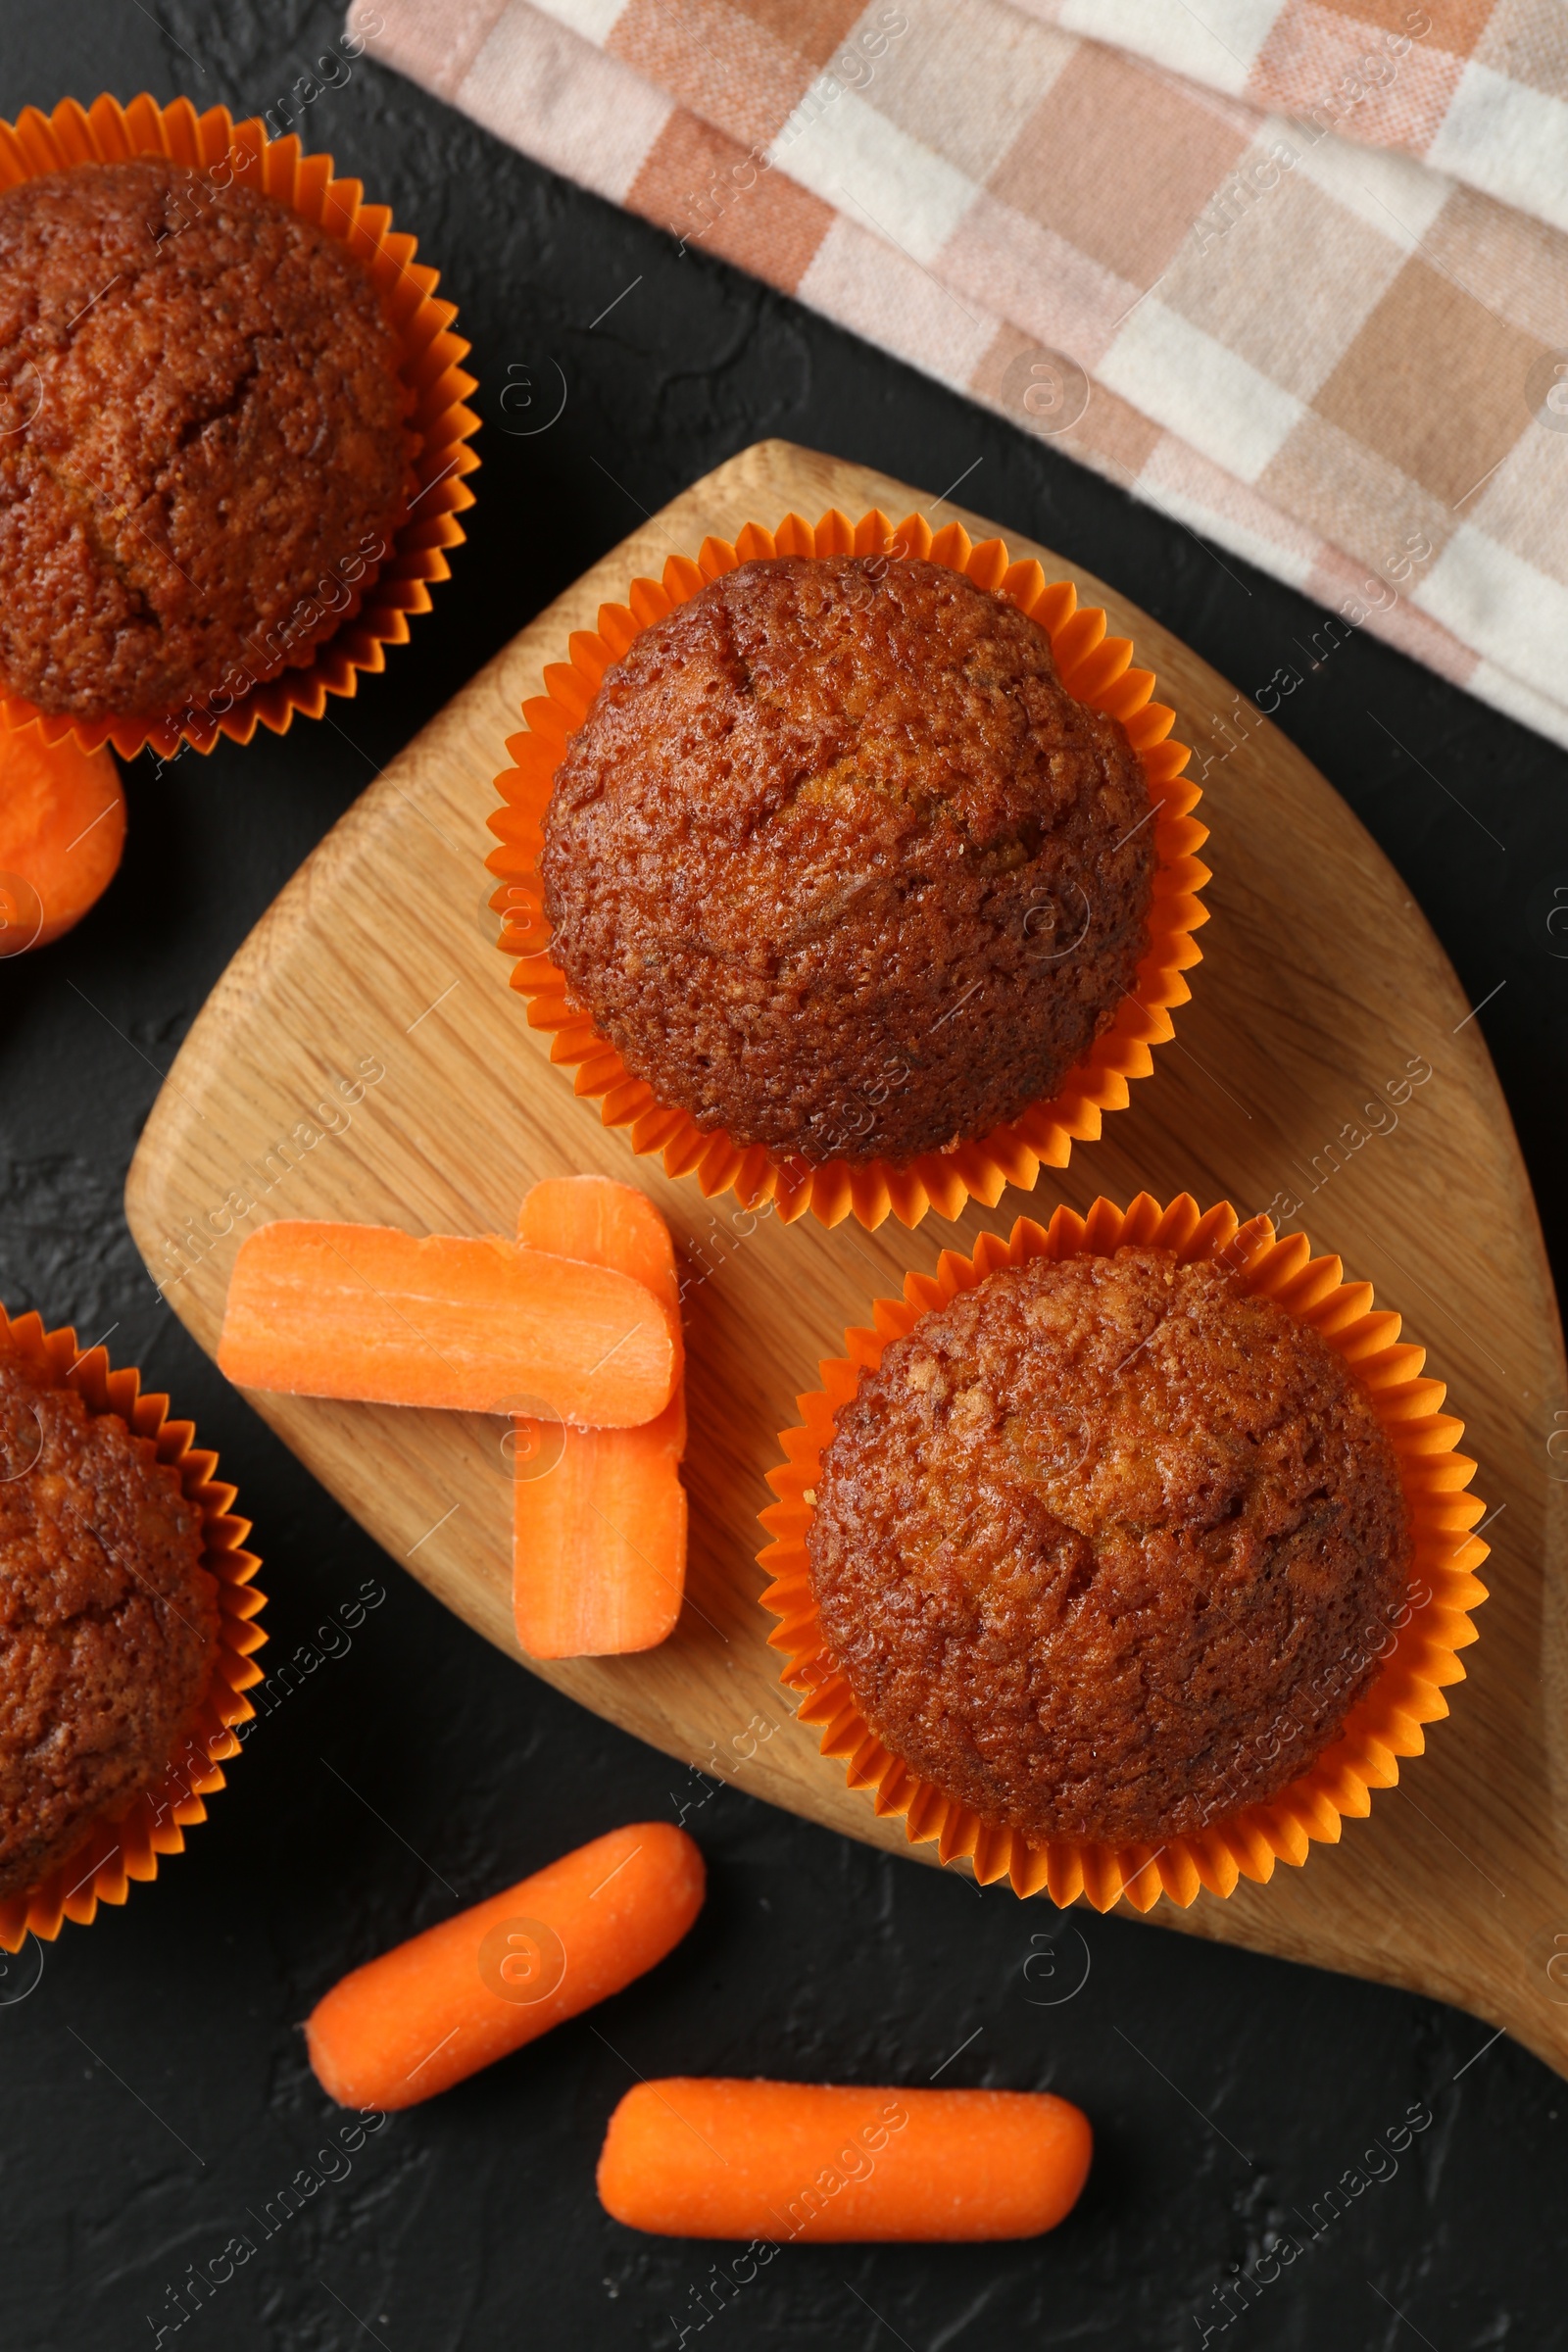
3, 8, 1566, 2349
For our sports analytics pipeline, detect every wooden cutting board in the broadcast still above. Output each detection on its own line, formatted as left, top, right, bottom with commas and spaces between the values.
124, 440, 1568, 2081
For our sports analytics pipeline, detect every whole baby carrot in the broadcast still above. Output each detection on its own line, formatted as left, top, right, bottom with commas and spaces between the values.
597, 2078, 1092, 2241
0, 729, 125, 952
307, 1823, 704, 2111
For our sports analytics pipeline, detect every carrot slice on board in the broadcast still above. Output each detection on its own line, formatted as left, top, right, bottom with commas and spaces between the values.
518, 1176, 683, 1335
597, 2079, 1093, 2241
513, 1177, 687, 1656
0, 730, 125, 953
219, 1220, 677, 1424
307, 1822, 705, 2111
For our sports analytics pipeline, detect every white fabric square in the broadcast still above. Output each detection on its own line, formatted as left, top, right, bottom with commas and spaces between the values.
771, 80, 978, 267
1055, 0, 1279, 97
1469, 660, 1568, 753
522, 0, 629, 43
1100, 299, 1306, 482
1416, 523, 1568, 689
1430, 62, 1568, 236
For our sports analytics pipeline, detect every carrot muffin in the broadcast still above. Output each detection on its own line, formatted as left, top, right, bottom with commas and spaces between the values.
807, 1248, 1411, 1847
0, 1347, 219, 1901
0, 156, 414, 725
541, 556, 1154, 1165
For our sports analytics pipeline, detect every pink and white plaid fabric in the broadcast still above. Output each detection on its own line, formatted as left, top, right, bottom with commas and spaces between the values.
1009, 0, 1568, 237
349, 0, 1568, 754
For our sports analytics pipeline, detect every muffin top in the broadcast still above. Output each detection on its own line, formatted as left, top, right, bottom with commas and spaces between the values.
808, 1249, 1411, 1847
0, 157, 413, 723
541, 556, 1154, 1165
0, 1348, 220, 1902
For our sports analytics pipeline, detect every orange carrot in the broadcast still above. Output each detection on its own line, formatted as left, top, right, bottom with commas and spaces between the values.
307, 1822, 705, 2111
518, 1177, 683, 1346
597, 2079, 1093, 2241
219, 1220, 677, 1424
0, 730, 125, 953
513, 1178, 687, 1656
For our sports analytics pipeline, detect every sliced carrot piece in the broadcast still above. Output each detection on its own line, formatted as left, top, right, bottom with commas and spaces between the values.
0, 730, 125, 952
511, 1417, 686, 1656
219, 1220, 676, 1424
517, 1176, 686, 1450
514, 1177, 687, 1656
307, 1822, 705, 2111
518, 1176, 682, 1329
597, 2078, 1093, 2241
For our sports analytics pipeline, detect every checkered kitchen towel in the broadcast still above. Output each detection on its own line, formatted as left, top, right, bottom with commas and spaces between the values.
1008, 0, 1568, 237
349, 0, 1568, 755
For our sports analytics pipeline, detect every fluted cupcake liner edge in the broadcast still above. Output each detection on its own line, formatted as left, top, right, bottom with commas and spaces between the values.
487, 507, 1207, 1233
0, 1304, 266, 1949
757, 1190, 1488, 1912
0, 91, 479, 762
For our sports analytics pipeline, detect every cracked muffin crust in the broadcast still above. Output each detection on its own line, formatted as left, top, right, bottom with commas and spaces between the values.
0, 1348, 219, 1902
807, 1248, 1411, 1847
0, 157, 414, 723
540, 555, 1155, 1165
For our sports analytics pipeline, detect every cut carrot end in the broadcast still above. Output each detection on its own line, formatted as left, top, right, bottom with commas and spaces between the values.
219, 1219, 677, 1426
514, 1178, 687, 1656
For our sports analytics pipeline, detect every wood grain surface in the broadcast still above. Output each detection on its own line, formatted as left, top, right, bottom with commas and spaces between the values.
124, 441, 1568, 2080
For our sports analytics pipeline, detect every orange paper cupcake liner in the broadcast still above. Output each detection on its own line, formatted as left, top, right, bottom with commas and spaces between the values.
759, 1192, 1489, 1912
487, 509, 1208, 1231
0, 92, 480, 761
0, 1306, 267, 1949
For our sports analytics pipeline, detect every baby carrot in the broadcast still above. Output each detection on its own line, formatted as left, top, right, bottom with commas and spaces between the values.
513, 1418, 687, 1654
307, 1823, 705, 2111
220, 1221, 678, 1424
597, 2079, 1092, 2241
514, 1177, 687, 1656
0, 729, 125, 952
517, 1177, 684, 1372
